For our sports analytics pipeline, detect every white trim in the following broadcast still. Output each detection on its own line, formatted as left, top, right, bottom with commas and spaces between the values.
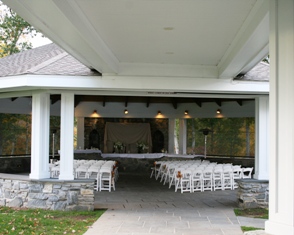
0, 74, 269, 95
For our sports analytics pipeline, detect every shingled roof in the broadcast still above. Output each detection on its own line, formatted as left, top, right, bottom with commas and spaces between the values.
234, 61, 269, 82
0, 43, 100, 77
0, 43, 269, 81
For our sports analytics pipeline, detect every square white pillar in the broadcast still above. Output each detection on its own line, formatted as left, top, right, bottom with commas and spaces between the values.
254, 96, 269, 180
265, 1, 294, 234
168, 119, 176, 153
30, 92, 50, 179
76, 117, 85, 150
179, 119, 187, 154
59, 93, 75, 180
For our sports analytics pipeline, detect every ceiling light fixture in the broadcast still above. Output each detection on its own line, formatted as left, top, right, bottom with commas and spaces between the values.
124, 109, 128, 114
216, 109, 221, 114
93, 110, 97, 114
184, 110, 189, 115
163, 27, 174, 31
157, 110, 162, 115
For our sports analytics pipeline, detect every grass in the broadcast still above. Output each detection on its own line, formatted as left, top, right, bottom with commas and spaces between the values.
234, 208, 269, 219
0, 206, 105, 235
241, 226, 264, 232
234, 208, 268, 232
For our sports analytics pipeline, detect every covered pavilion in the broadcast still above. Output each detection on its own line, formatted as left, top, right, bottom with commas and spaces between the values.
0, 0, 292, 234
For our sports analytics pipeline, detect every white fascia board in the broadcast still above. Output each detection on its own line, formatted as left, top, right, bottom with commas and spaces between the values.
218, 0, 269, 78
0, 74, 269, 95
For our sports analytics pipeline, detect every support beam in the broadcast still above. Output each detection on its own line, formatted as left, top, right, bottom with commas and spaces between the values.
146, 97, 150, 108
195, 99, 202, 107
172, 98, 177, 109
74, 95, 82, 107
215, 99, 222, 107
125, 97, 128, 107
236, 99, 243, 106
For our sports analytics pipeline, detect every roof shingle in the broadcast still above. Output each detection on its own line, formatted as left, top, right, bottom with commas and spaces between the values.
0, 43, 100, 77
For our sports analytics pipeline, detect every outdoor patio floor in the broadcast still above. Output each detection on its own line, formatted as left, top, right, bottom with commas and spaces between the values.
84, 171, 266, 235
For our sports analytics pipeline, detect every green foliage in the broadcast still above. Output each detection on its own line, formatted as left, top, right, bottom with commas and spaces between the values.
262, 55, 270, 64
0, 1, 38, 57
186, 118, 255, 156
0, 113, 32, 155
0, 113, 61, 156
241, 226, 263, 232
0, 206, 105, 234
234, 208, 268, 219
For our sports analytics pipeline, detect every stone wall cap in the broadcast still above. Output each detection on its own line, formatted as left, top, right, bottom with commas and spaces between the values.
0, 173, 95, 183
236, 179, 269, 183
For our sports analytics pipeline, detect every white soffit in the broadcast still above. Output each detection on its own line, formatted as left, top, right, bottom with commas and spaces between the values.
3, 0, 269, 78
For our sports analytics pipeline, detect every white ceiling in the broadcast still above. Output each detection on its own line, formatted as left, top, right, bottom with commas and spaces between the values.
3, 0, 269, 80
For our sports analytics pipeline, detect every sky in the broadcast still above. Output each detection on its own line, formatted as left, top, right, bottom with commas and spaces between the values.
30, 36, 52, 48
1, 2, 52, 48
30, 34, 52, 48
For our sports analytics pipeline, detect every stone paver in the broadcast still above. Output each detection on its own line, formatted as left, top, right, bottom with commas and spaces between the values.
84, 172, 267, 235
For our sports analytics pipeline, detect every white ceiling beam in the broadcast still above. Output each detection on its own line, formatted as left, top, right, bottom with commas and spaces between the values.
51, 0, 120, 74
2, 0, 119, 74
218, 0, 269, 78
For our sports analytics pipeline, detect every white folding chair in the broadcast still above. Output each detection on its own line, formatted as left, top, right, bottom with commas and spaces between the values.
232, 166, 242, 189
223, 167, 233, 190
175, 169, 192, 193
191, 169, 203, 192
75, 165, 89, 178
99, 167, 115, 192
212, 168, 223, 191
242, 167, 254, 179
202, 168, 213, 191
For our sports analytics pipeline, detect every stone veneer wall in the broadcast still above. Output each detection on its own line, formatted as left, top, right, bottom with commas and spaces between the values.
84, 118, 169, 153
237, 179, 269, 209
0, 174, 95, 211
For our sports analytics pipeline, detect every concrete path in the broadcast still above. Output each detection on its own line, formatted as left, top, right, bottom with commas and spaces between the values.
84, 172, 266, 235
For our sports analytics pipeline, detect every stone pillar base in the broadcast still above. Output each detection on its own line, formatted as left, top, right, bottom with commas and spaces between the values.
236, 179, 269, 209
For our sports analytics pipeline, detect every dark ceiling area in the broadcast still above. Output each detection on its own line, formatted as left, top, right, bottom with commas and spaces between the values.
48, 95, 254, 109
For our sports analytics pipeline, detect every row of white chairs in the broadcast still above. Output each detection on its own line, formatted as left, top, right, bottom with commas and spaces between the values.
49, 160, 118, 192
151, 160, 253, 193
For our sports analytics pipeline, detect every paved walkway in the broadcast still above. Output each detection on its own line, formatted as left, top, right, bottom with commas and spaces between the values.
84, 172, 267, 235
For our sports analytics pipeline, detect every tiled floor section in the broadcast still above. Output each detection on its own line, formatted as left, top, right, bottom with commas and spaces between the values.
84, 172, 266, 235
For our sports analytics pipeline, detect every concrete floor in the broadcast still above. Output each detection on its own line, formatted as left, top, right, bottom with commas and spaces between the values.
85, 172, 266, 235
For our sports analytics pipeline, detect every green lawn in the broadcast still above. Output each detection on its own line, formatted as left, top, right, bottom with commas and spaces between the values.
234, 208, 268, 219
234, 208, 268, 232
0, 206, 105, 235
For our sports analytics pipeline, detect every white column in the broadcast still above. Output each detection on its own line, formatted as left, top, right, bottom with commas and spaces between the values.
76, 117, 85, 149
30, 92, 50, 179
265, 1, 294, 234
168, 119, 176, 153
254, 96, 269, 180
179, 119, 187, 154
59, 93, 75, 180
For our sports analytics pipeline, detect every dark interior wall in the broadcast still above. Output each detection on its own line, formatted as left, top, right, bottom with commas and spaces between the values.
84, 118, 169, 153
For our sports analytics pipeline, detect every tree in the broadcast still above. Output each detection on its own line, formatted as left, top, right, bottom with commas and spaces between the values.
0, 1, 38, 57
